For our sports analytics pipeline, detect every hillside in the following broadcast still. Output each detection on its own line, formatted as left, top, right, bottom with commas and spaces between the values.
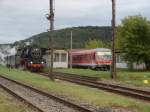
0, 26, 112, 64
13, 26, 112, 49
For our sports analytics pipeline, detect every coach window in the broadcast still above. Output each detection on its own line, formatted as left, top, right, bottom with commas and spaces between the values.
54, 53, 59, 62
61, 53, 67, 62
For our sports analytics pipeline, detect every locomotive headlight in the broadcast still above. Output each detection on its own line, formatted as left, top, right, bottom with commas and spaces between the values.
30, 61, 33, 64
41, 61, 44, 64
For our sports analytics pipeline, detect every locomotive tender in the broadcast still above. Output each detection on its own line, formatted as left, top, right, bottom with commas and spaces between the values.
6, 46, 45, 71
69, 48, 112, 70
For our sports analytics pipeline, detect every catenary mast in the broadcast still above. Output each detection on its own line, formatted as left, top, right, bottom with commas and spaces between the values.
47, 0, 55, 80
111, 0, 117, 79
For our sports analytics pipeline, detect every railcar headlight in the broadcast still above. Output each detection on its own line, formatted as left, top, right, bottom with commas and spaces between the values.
41, 61, 44, 64
30, 61, 33, 64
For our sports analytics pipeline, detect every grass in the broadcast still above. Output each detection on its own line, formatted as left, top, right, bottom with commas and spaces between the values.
0, 88, 29, 112
54, 68, 150, 87
0, 66, 150, 112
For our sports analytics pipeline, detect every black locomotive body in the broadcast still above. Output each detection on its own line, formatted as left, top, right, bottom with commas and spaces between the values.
6, 46, 46, 71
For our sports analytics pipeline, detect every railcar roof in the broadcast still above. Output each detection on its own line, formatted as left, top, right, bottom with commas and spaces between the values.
70, 48, 111, 55
94, 48, 111, 52
71, 48, 110, 52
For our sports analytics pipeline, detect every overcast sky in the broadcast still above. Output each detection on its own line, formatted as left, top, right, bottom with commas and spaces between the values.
0, 0, 149, 44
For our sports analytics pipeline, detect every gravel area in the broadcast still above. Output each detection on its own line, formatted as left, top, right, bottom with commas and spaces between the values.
0, 87, 38, 112
0, 76, 136, 112
52, 88, 135, 112
0, 77, 80, 112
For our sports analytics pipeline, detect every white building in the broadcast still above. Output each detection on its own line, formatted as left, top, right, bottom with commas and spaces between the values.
43, 49, 68, 68
116, 54, 145, 70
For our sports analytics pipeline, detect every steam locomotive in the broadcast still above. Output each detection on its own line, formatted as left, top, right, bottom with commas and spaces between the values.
6, 46, 46, 71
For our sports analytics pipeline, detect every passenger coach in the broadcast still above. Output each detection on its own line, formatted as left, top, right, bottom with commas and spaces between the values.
69, 48, 112, 70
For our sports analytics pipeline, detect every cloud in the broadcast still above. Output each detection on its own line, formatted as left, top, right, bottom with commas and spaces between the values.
0, 0, 150, 43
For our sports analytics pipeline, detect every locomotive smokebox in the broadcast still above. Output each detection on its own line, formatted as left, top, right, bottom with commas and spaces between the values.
31, 48, 42, 58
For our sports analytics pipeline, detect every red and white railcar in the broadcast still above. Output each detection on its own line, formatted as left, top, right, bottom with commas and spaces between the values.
69, 48, 112, 70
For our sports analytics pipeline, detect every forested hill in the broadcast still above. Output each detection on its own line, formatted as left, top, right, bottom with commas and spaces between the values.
13, 26, 112, 49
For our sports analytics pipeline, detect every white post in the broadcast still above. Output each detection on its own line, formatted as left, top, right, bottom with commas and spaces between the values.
70, 31, 73, 69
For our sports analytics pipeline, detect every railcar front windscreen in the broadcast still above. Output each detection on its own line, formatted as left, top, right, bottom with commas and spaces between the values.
96, 52, 112, 60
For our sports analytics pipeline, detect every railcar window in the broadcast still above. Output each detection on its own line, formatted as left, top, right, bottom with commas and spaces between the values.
96, 52, 112, 60
84, 54, 91, 61
103, 55, 112, 60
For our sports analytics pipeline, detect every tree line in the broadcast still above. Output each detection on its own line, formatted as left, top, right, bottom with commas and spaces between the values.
85, 15, 150, 70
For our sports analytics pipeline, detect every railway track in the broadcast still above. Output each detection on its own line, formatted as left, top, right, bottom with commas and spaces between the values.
0, 75, 95, 112
40, 72, 150, 102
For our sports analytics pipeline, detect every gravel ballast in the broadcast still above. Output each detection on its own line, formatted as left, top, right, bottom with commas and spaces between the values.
0, 77, 80, 112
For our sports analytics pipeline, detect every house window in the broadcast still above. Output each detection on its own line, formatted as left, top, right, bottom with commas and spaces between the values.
54, 53, 59, 62
61, 53, 67, 62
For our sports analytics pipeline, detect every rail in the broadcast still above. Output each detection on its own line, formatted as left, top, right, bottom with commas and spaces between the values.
40, 72, 150, 102
0, 75, 94, 112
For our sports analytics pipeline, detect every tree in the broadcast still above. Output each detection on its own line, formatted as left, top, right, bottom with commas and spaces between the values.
118, 15, 150, 70
85, 39, 111, 49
